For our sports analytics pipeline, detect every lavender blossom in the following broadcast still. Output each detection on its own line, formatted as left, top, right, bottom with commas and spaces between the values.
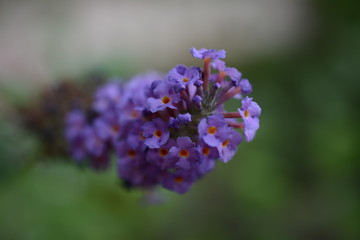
65, 110, 87, 161
216, 129, 242, 163
177, 113, 192, 125
190, 47, 226, 59
168, 117, 180, 129
198, 114, 229, 147
146, 81, 181, 113
146, 139, 176, 168
142, 118, 170, 148
168, 65, 201, 89
238, 96, 261, 142
65, 47, 261, 195
160, 169, 198, 194
212, 59, 242, 84
197, 140, 219, 173
168, 137, 200, 171
116, 141, 160, 188
93, 81, 122, 113
238, 79, 252, 94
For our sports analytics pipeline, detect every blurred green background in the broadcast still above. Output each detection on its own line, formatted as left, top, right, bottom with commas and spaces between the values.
0, 0, 359, 239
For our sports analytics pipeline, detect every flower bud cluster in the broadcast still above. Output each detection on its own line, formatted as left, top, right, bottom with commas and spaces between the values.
65, 48, 261, 194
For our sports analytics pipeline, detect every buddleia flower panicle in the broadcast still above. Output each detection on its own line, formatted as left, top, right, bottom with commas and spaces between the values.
65, 48, 261, 194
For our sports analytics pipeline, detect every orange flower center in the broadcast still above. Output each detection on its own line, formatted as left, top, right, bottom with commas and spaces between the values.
159, 148, 168, 157
154, 130, 162, 138
244, 110, 249, 118
162, 96, 171, 104
127, 149, 136, 157
202, 147, 210, 156
130, 110, 139, 118
174, 176, 184, 183
112, 125, 120, 133
222, 140, 230, 147
207, 126, 217, 135
219, 71, 227, 79
182, 77, 189, 83
179, 149, 189, 157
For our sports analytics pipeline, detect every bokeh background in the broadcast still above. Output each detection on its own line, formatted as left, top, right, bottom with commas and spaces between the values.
0, 0, 359, 239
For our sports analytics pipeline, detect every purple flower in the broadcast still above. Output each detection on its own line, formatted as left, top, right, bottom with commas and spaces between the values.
116, 141, 160, 187
65, 110, 87, 161
146, 81, 181, 113
194, 80, 203, 87
83, 126, 106, 158
65, 47, 261, 194
78, 124, 111, 170
65, 110, 86, 137
190, 47, 226, 59
168, 117, 180, 129
119, 105, 143, 122
146, 80, 163, 98
197, 140, 219, 173
121, 72, 164, 109
115, 141, 142, 166
168, 66, 199, 97
93, 114, 121, 143
123, 120, 147, 149
177, 113, 192, 125
160, 169, 198, 194
142, 118, 170, 148
192, 95, 203, 105
146, 138, 176, 168
238, 79, 252, 94
198, 114, 229, 147
174, 82, 186, 93
238, 96, 261, 142
212, 59, 242, 84
168, 137, 200, 171
216, 129, 242, 163
168, 65, 201, 88
93, 81, 122, 113
213, 82, 221, 89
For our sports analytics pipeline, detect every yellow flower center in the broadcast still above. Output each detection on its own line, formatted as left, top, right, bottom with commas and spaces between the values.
244, 110, 249, 118
182, 77, 189, 83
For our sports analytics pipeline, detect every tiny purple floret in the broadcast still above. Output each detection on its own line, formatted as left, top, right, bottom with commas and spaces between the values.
190, 47, 226, 59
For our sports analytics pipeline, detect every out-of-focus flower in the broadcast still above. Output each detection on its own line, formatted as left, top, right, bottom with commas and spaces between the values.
18, 73, 104, 157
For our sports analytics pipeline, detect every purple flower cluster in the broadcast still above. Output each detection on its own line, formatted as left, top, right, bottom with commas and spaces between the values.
65, 48, 261, 194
